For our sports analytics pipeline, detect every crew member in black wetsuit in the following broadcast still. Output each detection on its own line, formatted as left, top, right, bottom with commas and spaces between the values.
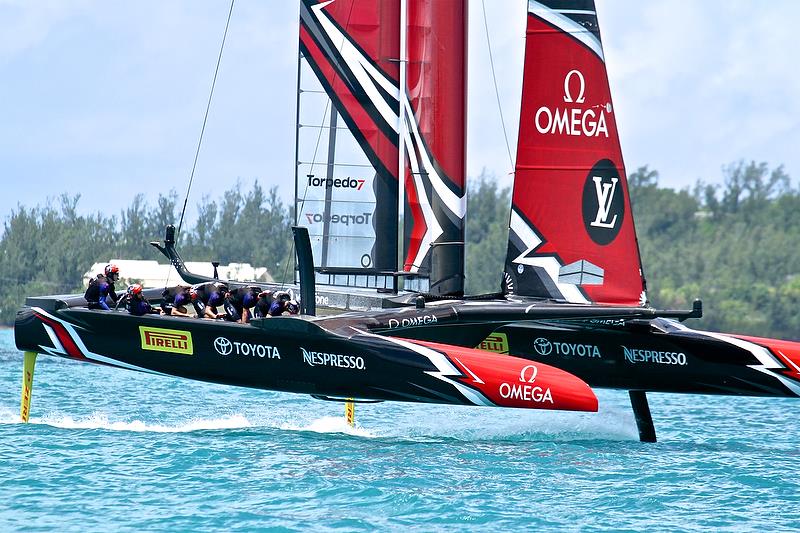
125, 284, 159, 316
161, 285, 192, 317
190, 281, 228, 319
268, 297, 300, 317
223, 286, 261, 323
253, 290, 274, 319
84, 264, 121, 310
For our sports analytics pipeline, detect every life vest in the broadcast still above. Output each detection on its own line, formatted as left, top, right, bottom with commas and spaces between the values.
84, 275, 108, 303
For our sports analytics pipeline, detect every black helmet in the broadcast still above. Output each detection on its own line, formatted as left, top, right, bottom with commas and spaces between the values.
286, 300, 300, 315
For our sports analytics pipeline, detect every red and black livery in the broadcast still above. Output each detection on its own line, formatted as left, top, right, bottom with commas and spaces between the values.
13, 1, 800, 444
504, 0, 645, 306
298, 0, 467, 295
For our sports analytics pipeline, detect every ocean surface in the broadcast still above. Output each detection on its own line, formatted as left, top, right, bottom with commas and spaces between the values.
1, 328, 798, 532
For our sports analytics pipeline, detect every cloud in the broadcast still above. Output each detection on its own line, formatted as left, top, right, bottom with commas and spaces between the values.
0, 0, 92, 63
598, 0, 800, 186
466, 0, 525, 186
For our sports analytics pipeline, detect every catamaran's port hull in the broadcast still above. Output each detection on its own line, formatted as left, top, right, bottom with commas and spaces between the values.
13, 305, 599, 413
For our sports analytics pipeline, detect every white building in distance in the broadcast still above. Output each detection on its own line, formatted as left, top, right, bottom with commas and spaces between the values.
83, 260, 273, 289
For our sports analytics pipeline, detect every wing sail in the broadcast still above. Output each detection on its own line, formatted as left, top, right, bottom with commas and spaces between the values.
298, 0, 401, 290
403, 0, 467, 295
296, 0, 467, 296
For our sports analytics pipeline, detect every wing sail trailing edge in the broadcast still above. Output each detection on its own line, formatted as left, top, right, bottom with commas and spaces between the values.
503, 0, 646, 306
296, 0, 466, 296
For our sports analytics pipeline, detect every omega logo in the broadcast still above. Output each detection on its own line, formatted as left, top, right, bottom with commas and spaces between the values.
563, 69, 585, 103
519, 364, 538, 383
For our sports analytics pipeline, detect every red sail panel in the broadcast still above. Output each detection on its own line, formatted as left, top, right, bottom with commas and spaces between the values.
300, 0, 400, 178
406, 0, 466, 187
404, 0, 467, 295
503, 1, 645, 306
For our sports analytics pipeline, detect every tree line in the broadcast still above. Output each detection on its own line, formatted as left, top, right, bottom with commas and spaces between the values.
2, 162, 799, 340
465, 161, 800, 339
0, 182, 293, 324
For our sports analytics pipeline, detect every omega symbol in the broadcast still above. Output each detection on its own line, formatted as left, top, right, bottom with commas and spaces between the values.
563, 70, 586, 103
519, 365, 539, 383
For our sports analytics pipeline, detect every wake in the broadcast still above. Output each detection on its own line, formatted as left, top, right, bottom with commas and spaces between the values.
0, 407, 253, 433
0, 401, 637, 441
0, 405, 374, 437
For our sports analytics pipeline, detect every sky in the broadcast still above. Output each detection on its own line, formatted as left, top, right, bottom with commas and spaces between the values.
1, 0, 799, 228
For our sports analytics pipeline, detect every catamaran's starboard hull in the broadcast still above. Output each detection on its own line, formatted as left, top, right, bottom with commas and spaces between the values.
367, 307, 800, 399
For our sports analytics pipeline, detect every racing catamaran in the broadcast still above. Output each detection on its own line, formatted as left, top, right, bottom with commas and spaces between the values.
15, 0, 800, 442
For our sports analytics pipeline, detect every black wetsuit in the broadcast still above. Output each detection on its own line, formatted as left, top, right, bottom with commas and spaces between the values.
84, 275, 119, 310
191, 281, 228, 317
126, 296, 158, 316
253, 291, 274, 319
223, 286, 260, 322
161, 286, 191, 316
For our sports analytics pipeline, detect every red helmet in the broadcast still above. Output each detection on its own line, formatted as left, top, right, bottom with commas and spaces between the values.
189, 287, 198, 300
105, 264, 120, 278
127, 283, 143, 297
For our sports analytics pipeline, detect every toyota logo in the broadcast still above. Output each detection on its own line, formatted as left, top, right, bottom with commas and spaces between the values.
533, 338, 552, 356
214, 337, 233, 355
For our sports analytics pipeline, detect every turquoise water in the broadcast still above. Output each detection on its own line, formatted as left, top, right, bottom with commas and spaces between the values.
1, 328, 799, 531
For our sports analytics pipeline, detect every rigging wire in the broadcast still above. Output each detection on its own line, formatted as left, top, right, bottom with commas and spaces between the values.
481, 0, 515, 172
165, 0, 234, 292
176, 0, 236, 239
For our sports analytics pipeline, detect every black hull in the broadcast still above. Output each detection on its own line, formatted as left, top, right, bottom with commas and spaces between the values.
341, 302, 800, 399
13, 304, 599, 413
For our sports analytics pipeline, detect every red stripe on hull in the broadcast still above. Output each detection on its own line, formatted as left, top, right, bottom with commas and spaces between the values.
34, 311, 87, 360
413, 339, 598, 412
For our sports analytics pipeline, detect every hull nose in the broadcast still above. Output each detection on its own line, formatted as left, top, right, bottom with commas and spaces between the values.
411, 340, 598, 412
733, 334, 800, 381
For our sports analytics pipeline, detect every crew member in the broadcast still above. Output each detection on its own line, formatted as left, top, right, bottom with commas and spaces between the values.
223, 285, 261, 323
125, 284, 159, 316
257, 289, 286, 318
161, 285, 192, 317
190, 281, 228, 319
268, 297, 300, 317
253, 290, 274, 319
84, 264, 121, 310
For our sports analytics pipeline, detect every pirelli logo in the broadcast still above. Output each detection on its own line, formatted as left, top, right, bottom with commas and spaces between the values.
476, 332, 509, 354
139, 326, 194, 355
